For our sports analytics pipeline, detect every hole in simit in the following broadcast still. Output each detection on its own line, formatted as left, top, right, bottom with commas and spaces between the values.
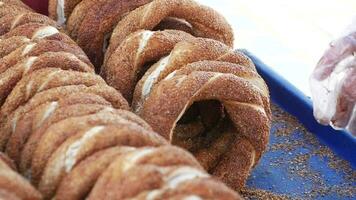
172, 100, 236, 172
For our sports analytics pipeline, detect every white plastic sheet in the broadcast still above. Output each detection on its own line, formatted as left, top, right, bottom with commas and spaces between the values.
310, 20, 356, 134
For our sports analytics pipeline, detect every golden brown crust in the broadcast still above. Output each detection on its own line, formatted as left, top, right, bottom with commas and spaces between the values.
0, 35, 93, 77
0, 0, 32, 11
24, 110, 162, 182
0, 12, 59, 36
87, 147, 200, 199
48, 0, 83, 24
0, 170, 42, 200
132, 38, 255, 110
173, 61, 270, 115
0, 1, 250, 197
0, 1, 31, 18
102, 29, 195, 101
0, 189, 22, 200
72, 0, 151, 68
0, 52, 94, 107
205, 135, 256, 190
1, 23, 70, 45
55, 146, 135, 200
0, 85, 86, 151
19, 105, 116, 177
0, 36, 30, 58
19, 51, 93, 73
5, 93, 111, 165
10, 84, 127, 115
0, 68, 104, 118
134, 178, 242, 200
62, 0, 269, 191
136, 60, 270, 190
105, 0, 234, 64
0, 84, 129, 151
39, 125, 167, 199
0, 153, 42, 200
0, 152, 16, 170
66, 0, 106, 39
87, 146, 239, 200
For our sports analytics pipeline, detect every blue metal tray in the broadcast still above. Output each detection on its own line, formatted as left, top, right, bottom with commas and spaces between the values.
242, 51, 356, 200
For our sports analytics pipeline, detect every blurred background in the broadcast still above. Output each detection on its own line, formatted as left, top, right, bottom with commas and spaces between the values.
198, 0, 356, 96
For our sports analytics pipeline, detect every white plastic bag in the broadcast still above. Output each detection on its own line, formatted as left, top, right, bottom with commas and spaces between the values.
310, 20, 356, 135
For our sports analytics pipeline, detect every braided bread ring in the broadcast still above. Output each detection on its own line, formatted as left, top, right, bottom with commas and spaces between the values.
137, 61, 270, 189
1, 23, 73, 45
39, 125, 166, 199
48, 0, 83, 25
0, 12, 59, 36
0, 1, 31, 18
0, 0, 32, 11
55, 146, 135, 200
171, 60, 270, 116
105, 0, 234, 64
87, 147, 204, 199
90, 166, 202, 199
0, 52, 94, 106
0, 153, 42, 200
0, 36, 92, 76
1, 68, 104, 117
27, 110, 162, 184
0, 36, 30, 58
19, 105, 117, 176
65, 0, 109, 39
22, 109, 145, 178
67, 0, 151, 68
0, 84, 129, 151
5, 93, 111, 165
88, 157, 239, 200
132, 38, 255, 110
1, 0, 253, 199
0, 152, 16, 170
134, 178, 242, 200
0, 190, 21, 200
102, 29, 195, 101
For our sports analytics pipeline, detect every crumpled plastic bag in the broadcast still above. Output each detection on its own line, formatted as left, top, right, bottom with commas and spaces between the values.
310, 21, 355, 135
